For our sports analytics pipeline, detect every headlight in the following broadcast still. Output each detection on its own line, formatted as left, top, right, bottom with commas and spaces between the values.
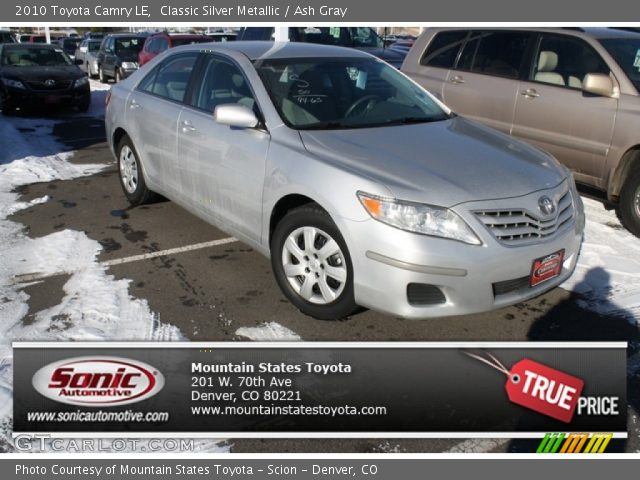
1, 78, 26, 89
357, 192, 482, 245
73, 76, 89, 88
121, 62, 137, 70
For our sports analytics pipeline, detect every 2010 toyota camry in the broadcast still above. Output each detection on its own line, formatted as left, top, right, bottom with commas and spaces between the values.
105, 42, 585, 320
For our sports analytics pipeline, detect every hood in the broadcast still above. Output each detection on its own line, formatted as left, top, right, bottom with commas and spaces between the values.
299, 117, 567, 207
2, 65, 83, 82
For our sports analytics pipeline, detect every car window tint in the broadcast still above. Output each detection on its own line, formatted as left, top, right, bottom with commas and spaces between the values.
140, 54, 198, 103
457, 31, 529, 79
420, 30, 468, 68
532, 35, 610, 89
191, 55, 258, 113
158, 38, 169, 51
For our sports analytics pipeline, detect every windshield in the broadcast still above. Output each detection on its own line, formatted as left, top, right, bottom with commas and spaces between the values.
291, 27, 384, 49
88, 41, 101, 52
255, 57, 449, 130
599, 37, 640, 91
1, 47, 72, 67
114, 37, 144, 60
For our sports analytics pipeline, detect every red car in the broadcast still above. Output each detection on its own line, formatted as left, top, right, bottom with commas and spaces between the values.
138, 33, 211, 66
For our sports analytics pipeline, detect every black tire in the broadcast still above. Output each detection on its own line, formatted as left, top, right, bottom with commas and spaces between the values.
0, 89, 16, 116
116, 135, 156, 205
77, 96, 90, 113
271, 205, 358, 320
98, 66, 107, 83
618, 169, 640, 237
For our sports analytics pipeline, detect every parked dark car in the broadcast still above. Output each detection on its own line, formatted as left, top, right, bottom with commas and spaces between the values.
0, 43, 90, 114
138, 32, 211, 66
0, 30, 15, 44
57, 37, 82, 59
237, 27, 407, 68
97, 33, 147, 83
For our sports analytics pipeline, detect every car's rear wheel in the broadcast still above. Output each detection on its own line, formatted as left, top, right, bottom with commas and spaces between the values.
271, 205, 358, 320
117, 135, 155, 205
619, 169, 640, 237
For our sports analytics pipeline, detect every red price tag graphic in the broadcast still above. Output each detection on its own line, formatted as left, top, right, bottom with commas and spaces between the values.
464, 352, 584, 423
507, 359, 584, 423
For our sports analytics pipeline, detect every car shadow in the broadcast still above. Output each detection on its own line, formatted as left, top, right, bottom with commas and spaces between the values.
507, 266, 639, 452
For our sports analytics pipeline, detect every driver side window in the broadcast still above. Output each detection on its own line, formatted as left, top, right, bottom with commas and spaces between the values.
190, 55, 258, 114
531, 35, 610, 89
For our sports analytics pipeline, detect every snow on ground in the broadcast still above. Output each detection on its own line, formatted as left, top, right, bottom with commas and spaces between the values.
0, 85, 227, 452
562, 198, 640, 324
235, 322, 302, 341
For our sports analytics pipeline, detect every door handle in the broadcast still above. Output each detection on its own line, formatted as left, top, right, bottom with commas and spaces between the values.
450, 75, 465, 85
129, 99, 140, 109
181, 120, 196, 133
521, 88, 540, 99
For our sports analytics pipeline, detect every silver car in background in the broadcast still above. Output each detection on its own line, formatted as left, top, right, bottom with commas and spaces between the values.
75, 38, 102, 78
105, 42, 584, 320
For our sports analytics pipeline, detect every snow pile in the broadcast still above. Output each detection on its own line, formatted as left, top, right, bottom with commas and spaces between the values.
235, 322, 302, 341
562, 198, 640, 323
0, 115, 226, 453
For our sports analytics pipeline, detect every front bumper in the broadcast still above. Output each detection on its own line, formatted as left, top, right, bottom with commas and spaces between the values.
341, 182, 584, 319
119, 66, 138, 79
5, 84, 90, 109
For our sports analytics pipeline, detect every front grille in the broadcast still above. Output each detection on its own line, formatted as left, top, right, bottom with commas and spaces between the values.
407, 283, 446, 306
493, 276, 530, 297
26, 80, 72, 91
474, 190, 574, 246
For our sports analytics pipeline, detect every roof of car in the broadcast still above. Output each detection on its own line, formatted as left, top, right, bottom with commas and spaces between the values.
105, 32, 149, 38
172, 41, 373, 60
1, 43, 58, 50
580, 27, 640, 39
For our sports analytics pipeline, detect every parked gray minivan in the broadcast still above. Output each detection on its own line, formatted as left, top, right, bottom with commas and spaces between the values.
402, 27, 640, 236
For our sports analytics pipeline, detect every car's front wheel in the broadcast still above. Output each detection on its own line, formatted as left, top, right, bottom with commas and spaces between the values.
619, 169, 640, 237
271, 205, 358, 320
117, 135, 156, 205
0, 90, 15, 116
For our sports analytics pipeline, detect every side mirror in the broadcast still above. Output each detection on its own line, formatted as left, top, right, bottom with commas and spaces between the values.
74, 58, 83, 65
582, 73, 615, 97
214, 104, 259, 128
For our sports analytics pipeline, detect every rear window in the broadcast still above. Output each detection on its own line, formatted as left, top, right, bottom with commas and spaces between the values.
457, 31, 530, 79
420, 31, 468, 68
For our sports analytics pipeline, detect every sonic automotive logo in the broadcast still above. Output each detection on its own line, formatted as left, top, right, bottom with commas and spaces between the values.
32, 357, 164, 407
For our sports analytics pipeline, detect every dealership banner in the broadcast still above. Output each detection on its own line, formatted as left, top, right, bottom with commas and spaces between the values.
3, 0, 640, 22
13, 342, 626, 437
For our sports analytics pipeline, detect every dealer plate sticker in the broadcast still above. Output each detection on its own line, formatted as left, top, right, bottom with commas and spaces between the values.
530, 249, 564, 287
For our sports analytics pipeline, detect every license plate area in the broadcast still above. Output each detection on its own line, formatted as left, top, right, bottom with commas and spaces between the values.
530, 249, 565, 287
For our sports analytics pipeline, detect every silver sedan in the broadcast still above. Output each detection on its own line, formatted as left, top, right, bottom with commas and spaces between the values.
105, 42, 584, 320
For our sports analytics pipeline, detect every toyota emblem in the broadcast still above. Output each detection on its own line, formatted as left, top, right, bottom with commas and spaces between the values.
538, 196, 556, 216
44, 79, 56, 87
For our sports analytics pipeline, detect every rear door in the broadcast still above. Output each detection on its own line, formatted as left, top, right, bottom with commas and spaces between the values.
511, 33, 617, 182
405, 30, 469, 101
442, 30, 534, 134
177, 53, 270, 243
126, 52, 200, 197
